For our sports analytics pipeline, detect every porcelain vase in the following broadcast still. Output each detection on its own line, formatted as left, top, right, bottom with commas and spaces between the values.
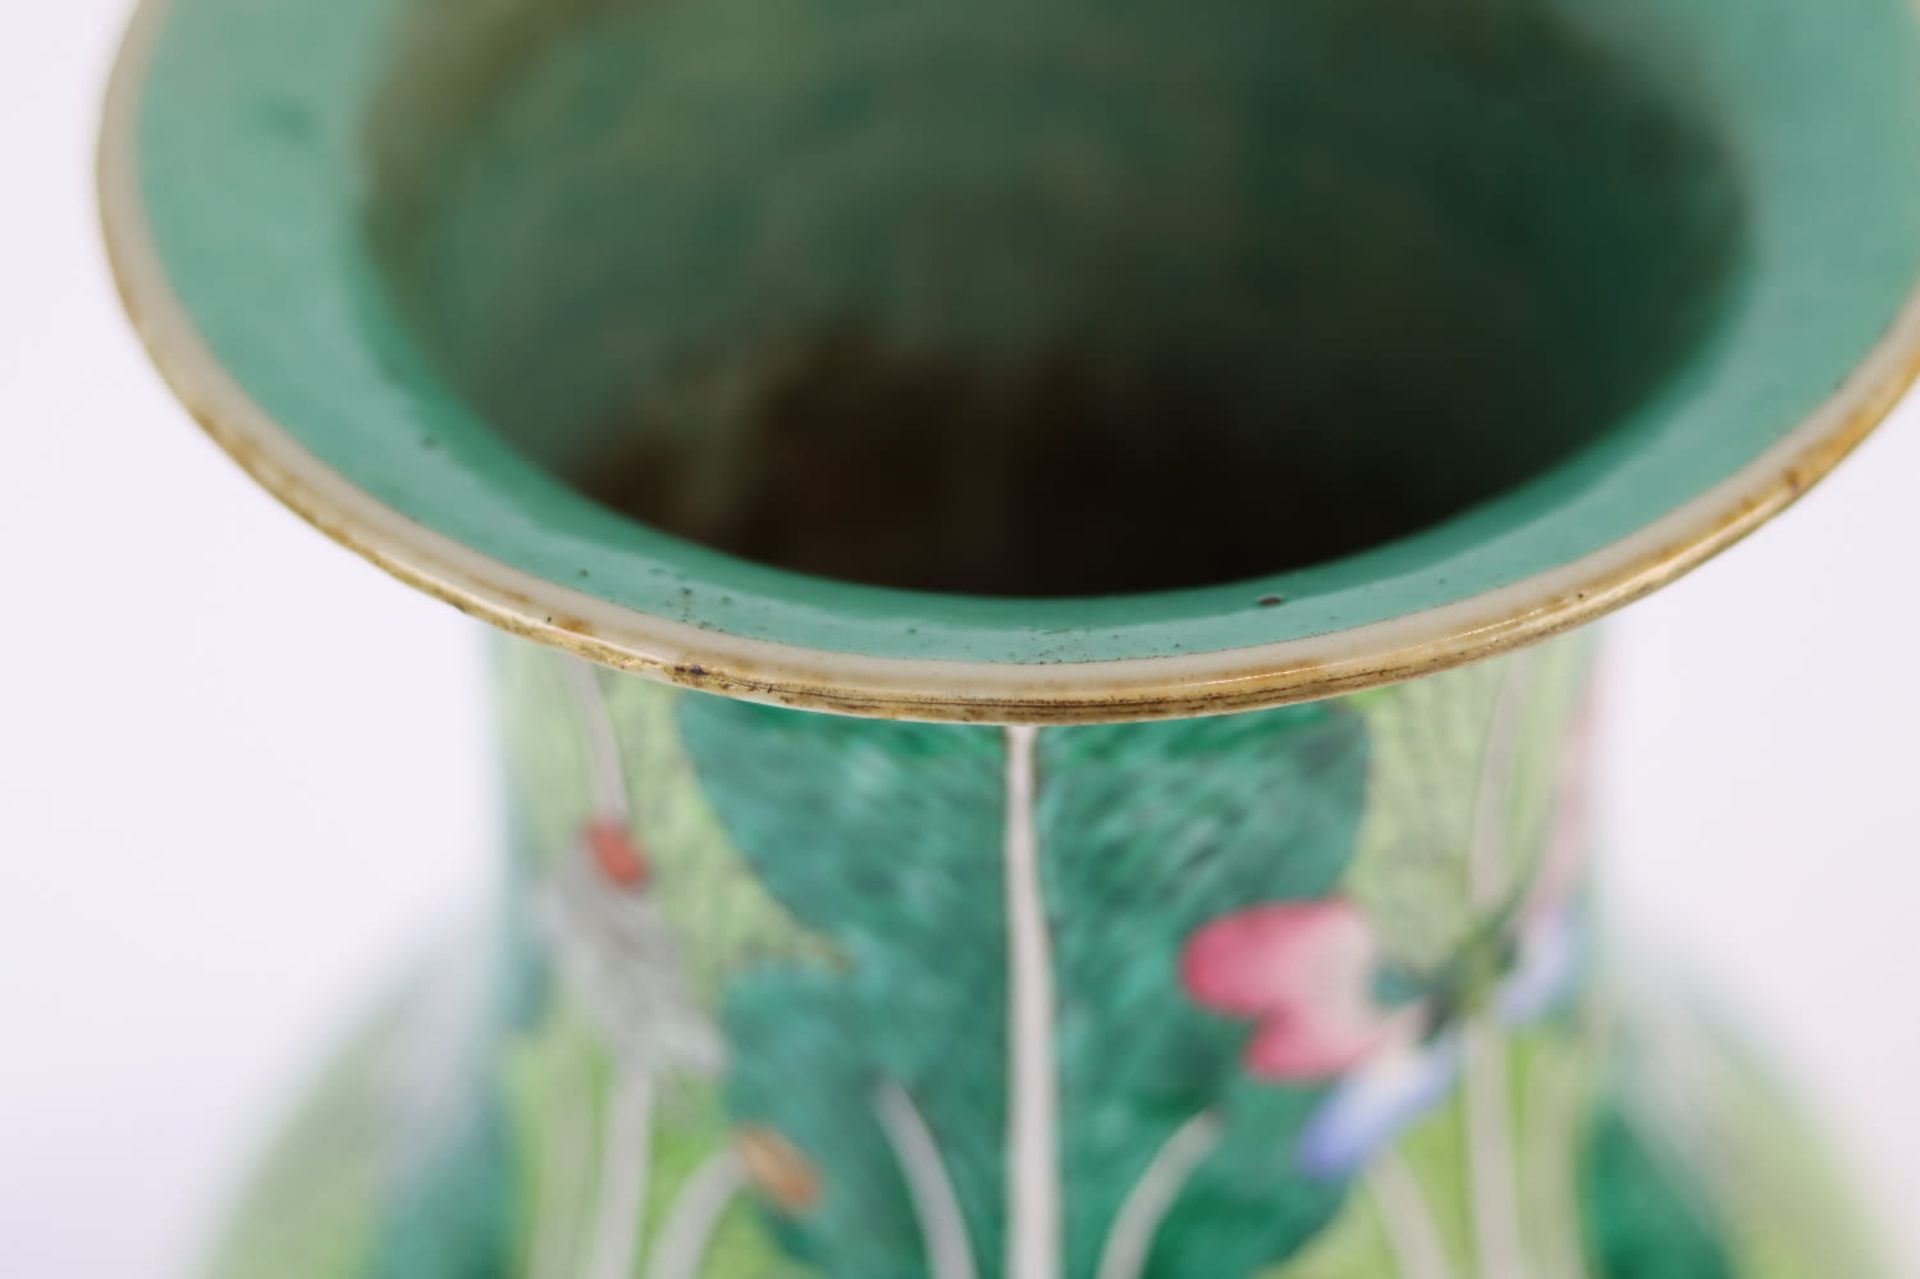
98, 0, 1920, 1273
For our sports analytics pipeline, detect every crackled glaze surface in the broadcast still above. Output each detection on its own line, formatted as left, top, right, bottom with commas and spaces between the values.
208, 637, 1880, 1279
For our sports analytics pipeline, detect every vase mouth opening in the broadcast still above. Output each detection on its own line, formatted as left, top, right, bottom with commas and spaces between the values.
361, 0, 1745, 599
103, 0, 1920, 719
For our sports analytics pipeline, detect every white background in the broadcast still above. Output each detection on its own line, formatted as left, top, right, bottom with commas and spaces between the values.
3, 4, 1918, 1276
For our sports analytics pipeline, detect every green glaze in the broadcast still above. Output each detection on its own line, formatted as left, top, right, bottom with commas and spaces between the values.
132, 0, 1920, 658
205, 636, 1886, 1278
126, 0, 1916, 1273
1032, 710, 1368, 1276
682, 709, 1016, 1275
1584, 1102, 1735, 1279
680, 699, 1370, 1275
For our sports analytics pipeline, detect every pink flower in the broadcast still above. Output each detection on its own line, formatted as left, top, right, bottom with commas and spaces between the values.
1180, 901, 1420, 1079
1181, 894, 1581, 1179
1183, 696, 1600, 1177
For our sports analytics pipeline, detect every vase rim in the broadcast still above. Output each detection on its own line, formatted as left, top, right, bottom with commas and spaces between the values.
101, 0, 1920, 723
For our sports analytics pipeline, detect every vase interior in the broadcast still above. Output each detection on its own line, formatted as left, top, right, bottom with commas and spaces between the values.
363, 0, 1746, 597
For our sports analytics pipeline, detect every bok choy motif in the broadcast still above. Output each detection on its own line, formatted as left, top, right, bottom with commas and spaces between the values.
677, 695, 1372, 1277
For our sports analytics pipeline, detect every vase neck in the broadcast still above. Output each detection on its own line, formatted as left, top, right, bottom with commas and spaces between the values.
471, 635, 1597, 1275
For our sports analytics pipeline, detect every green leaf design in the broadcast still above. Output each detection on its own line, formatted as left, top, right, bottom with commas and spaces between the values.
679, 695, 1372, 1277
494, 637, 599, 864
207, 1003, 410, 1279
1267, 1182, 1397, 1279
505, 1001, 824, 1279
1707, 1058, 1887, 1279
367, 1105, 516, 1279
501, 1004, 601, 1278
604, 671, 839, 996
494, 637, 830, 998
368, 966, 519, 1279
1345, 661, 1505, 971
1584, 1097, 1736, 1279
1346, 638, 1591, 972
679, 695, 1010, 1277
1037, 706, 1370, 1276
224, 963, 521, 1279
1262, 1022, 1599, 1279
1592, 986, 1889, 1279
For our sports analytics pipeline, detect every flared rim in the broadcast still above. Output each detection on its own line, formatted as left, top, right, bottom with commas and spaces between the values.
100, 0, 1920, 723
